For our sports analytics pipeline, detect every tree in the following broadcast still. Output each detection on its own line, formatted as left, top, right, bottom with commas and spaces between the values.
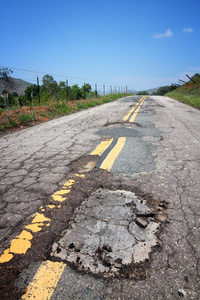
0, 68, 15, 90
137, 91, 149, 95
12, 92, 19, 97
81, 83, 92, 99
70, 84, 82, 100
2, 89, 8, 95
40, 75, 58, 98
24, 85, 39, 100
58, 81, 67, 99
156, 86, 172, 95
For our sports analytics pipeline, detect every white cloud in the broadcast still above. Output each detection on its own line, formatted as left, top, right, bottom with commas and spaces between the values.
183, 27, 194, 33
153, 29, 173, 39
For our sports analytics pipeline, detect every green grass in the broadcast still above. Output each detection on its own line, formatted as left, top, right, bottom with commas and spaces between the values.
18, 112, 35, 126
166, 75, 200, 108
0, 93, 130, 132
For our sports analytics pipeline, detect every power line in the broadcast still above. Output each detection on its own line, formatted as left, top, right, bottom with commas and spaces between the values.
0, 65, 113, 85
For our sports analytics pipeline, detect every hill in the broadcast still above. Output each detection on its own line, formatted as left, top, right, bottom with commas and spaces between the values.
0, 78, 33, 96
166, 73, 200, 108
135, 87, 160, 95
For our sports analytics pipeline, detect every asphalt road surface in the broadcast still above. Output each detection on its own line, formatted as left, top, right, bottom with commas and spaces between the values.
0, 95, 200, 300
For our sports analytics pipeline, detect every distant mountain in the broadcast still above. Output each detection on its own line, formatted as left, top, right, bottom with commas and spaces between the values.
0, 78, 33, 96
135, 87, 160, 95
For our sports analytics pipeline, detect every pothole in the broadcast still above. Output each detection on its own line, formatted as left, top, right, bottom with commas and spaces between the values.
51, 189, 164, 279
104, 121, 142, 128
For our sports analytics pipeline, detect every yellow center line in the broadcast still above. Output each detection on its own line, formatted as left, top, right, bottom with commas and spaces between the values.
21, 261, 66, 300
122, 97, 143, 122
129, 96, 146, 123
90, 138, 113, 155
100, 137, 126, 171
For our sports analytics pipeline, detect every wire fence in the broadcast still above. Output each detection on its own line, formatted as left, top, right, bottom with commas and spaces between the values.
0, 65, 129, 96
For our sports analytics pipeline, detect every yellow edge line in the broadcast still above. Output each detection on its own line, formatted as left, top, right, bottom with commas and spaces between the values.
90, 138, 113, 155
100, 137, 126, 171
21, 261, 66, 300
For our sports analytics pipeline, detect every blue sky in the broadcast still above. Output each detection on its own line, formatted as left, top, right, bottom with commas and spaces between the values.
1, 0, 200, 91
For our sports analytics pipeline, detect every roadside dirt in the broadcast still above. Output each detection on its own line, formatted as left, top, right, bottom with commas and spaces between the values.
0, 98, 102, 136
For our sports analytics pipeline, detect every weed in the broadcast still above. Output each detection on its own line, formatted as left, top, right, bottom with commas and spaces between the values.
18, 112, 35, 125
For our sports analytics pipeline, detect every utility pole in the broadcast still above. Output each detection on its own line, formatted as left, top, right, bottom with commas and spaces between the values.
95, 83, 97, 98
36, 70, 40, 104
179, 79, 187, 84
84, 82, 86, 99
66, 78, 69, 100
186, 74, 196, 84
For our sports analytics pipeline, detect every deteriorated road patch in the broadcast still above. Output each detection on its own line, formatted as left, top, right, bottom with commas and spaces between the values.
48, 154, 167, 280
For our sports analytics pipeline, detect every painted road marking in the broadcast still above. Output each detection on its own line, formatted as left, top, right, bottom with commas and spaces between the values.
21, 261, 66, 300
100, 137, 126, 171
122, 96, 146, 123
129, 96, 146, 123
122, 96, 144, 122
90, 138, 113, 156
0, 177, 79, 264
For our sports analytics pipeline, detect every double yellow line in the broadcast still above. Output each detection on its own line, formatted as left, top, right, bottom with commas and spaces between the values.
122, 96, 146, 123
91, 137, 126, 171
91, 96, 147, 171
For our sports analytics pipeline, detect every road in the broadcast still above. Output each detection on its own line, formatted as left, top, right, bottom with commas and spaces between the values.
0, 95, 200, 299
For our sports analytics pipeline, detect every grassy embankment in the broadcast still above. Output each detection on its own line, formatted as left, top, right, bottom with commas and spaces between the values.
0, 93, 129, 132
166, 75, 200, 108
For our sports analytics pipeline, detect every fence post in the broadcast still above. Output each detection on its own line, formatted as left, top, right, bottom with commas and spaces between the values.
66, 78, 69, 100
36, 70, 40, 104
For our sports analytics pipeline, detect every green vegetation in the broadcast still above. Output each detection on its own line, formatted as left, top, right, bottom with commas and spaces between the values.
18, 112, 35, 126
137, 91, 149, 95
0, 68, 131, 132
166, 74, 200, 108
153, 86, 175, 95
0, 93, 128, 132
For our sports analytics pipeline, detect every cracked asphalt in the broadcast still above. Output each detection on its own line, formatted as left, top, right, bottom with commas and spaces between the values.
0, 95, 200, 299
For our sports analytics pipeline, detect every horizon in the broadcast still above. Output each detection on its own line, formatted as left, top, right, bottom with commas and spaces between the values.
1, 0, 200, 90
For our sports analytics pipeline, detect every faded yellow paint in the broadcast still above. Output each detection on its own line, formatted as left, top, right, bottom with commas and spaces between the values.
52, 194, 66, 202
90, 138, 113, 156
46, 205, 56, 209
31, 213, 51, 224
21, 261, 66, 300
10, 239, 31, 254
54, 189, 71, 195
17, 230, 33, 240
63, 179, 75, 187
25, 223, 43, 233
0, 248, 13, 263
0, 175, 84, 265
75, 174, 85, 178
100, 137, 126, 171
